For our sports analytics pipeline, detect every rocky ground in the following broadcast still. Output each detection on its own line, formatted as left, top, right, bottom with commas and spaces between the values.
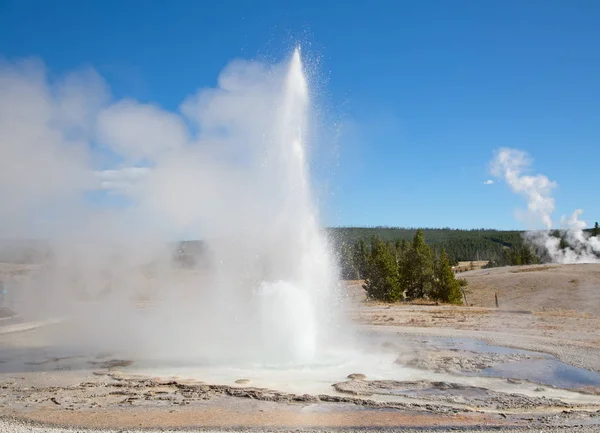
1, 263, 600, 431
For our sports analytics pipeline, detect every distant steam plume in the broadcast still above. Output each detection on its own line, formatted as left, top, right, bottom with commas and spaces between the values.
491, 148, 599, 264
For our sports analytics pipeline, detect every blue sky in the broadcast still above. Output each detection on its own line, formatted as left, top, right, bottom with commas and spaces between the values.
1, 0, 599, 230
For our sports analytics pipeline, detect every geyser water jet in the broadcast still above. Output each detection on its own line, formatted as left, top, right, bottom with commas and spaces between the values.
250, 48, 337, 365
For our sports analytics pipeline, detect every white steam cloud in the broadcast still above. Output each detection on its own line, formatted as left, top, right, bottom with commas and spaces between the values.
95, 167, 151, 191
0, 52, 340, 365
491, 147, 599, 264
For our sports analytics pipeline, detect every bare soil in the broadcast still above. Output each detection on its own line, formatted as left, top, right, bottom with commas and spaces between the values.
460, 263, 600, 314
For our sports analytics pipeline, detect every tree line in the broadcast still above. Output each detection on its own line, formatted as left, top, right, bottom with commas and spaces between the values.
338, 230, 465, 304
328, 227, 524, 265
330, 223, 600, 271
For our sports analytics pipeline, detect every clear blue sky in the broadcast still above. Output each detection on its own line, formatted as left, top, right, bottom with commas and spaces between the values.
1, 0, 599, 230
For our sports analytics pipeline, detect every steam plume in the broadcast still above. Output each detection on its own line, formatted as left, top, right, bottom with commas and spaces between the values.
0, 51, 340, 365
491, 147, 599, 264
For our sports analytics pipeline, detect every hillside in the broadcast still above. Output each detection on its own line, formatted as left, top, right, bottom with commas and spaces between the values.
458, 263, 600, 315
327, 227, 525, 262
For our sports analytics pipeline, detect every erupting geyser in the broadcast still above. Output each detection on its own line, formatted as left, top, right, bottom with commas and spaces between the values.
0, 48, 341, 367
251, 48, 337, 364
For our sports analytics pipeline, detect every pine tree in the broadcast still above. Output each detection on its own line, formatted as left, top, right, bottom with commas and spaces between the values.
432, 249, 463, 304
400, 239, 410, 254
559, 236, 569, 251
388, 241, 397, 260
402, 229, 434, 300
363, 236, 402, 302
394, 240, 402, 266
353, 239, 368, 279
594, 222, 599, 237
519, 245, 537, 265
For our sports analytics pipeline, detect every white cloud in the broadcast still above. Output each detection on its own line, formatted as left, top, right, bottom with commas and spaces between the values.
483, 179, 494, 185
0, 53, 309, 240
0, 59, 99, 237
97, 99, 189, 163
94, 167, 151, 191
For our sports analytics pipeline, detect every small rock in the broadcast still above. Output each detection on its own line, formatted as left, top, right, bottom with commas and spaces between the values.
433, 381, 452, 390
235, 379, 252, 385
506, 378, 523, 384
534, 387, 546, 392
347, 373, 367, 380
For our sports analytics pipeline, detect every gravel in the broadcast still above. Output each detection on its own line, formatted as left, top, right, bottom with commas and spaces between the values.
2, 418, 600, 433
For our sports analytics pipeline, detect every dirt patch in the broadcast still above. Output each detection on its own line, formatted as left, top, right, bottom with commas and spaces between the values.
333, 379, 571, 410
510, 265, 559, 273
1, 404, 503, 430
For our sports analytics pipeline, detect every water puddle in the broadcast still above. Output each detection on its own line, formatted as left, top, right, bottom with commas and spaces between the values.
412, 335, 600, 391
414, 335, 540, 355
484, 358, 600, 390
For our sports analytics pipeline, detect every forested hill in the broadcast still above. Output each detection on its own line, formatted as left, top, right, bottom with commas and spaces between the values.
326, 227, 525, 263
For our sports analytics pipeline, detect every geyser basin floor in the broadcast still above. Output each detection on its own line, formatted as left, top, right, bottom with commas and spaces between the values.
124, 333, 600, 404
3, 320, 600, 431
5, 291, 600, 430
